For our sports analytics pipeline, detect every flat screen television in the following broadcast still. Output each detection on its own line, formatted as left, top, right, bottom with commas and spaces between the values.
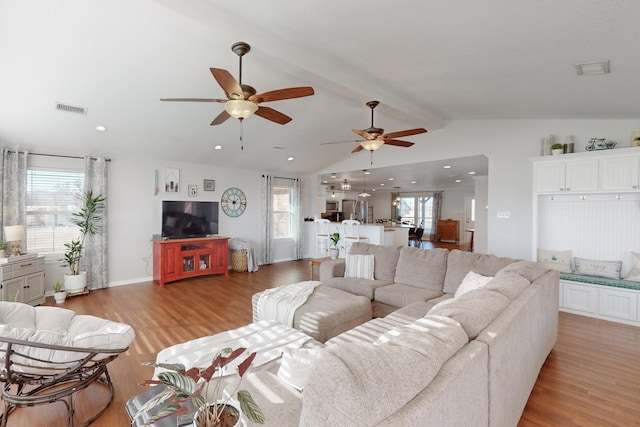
161, 201, 219, 239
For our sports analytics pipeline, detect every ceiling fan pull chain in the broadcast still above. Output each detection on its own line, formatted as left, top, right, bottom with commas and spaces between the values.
240, 118, 244, 150
370, 150, 374, 165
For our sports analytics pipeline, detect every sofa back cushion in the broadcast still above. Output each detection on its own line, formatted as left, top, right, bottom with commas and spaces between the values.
393, 247, 448, 291
443, 250, 517, 294
429, 289, 511, 339
349, 242, 401, 282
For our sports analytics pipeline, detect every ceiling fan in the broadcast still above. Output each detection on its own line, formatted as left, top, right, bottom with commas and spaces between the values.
160, 41, 314, 126
322, 100, 427, 163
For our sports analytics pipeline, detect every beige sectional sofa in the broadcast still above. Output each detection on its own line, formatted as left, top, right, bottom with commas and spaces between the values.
233, 244, 559, 427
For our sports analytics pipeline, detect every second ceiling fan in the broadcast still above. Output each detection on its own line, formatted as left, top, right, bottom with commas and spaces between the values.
322, 101, 427, 162
161, 41, 314, 126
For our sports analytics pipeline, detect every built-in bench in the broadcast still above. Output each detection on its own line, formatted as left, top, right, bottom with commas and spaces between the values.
559, 273, 640, 326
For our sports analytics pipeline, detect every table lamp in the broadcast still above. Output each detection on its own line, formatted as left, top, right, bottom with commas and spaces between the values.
4, 225, 25, 257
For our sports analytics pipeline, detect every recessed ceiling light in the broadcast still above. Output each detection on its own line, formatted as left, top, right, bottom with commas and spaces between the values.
380, 183, 385, 186
388, 178, 394, 181
443, 165, 452, 169
468, 171, 476, 175
95, 125, 107, 132
287, 156, 294, 161
455, 179, 462, 183
372, 188, 376, 192
575, 60, 609, 75
364, 170, 371, 175
410, 180, 417, 184
322, 180, 328, 184
214, 145, 223, 150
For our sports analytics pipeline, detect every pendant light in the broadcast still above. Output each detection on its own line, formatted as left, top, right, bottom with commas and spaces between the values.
358, 170, 371, 197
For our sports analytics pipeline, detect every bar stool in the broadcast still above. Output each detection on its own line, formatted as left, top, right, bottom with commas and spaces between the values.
314, 218, 331, 257
341, 219, 367, 254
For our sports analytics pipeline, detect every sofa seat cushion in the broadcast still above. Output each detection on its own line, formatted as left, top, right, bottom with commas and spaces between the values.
327, 277, 393, 299
300, 315, 468, 427
429, 289, 511, 339
348, 242, 402, 282
384, 301, 434, 323
393, 246, 448, 291
443, 250, 517, 294
375, 284, 444, 308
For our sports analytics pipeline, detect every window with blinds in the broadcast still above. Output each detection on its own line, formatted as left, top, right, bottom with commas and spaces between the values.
26, 169, 85, 254
272, 186, 292, 238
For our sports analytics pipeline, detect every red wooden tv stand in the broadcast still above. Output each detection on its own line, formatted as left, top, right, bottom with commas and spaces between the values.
153, 236, 229, 287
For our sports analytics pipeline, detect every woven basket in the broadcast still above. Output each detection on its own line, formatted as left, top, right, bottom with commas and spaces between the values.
231, 249, 248, 272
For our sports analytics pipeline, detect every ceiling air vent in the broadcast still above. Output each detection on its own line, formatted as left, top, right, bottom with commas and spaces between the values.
55, 102, 87, 115
271, 145, 287, 151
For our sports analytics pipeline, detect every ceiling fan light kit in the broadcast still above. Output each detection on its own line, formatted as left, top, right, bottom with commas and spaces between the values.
224, 99, 259, 119
360, 139, 385, 151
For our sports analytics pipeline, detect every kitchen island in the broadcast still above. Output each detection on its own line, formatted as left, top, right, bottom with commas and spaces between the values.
304, 222, 409, 259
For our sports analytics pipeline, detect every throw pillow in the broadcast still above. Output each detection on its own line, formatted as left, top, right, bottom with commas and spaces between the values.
277, 347, 321, 391
536, 248, 572, 273
454, 271, 494, 298
573, 257, 622, 280
344, 254, 375, 280
624, 251, 640, 282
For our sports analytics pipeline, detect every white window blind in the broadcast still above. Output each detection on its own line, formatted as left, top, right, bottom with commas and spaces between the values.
26, 169, 85, 254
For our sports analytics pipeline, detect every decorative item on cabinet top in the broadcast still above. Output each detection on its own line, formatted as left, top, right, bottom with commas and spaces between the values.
631, 130, 640, 147
585, 138, 616, 151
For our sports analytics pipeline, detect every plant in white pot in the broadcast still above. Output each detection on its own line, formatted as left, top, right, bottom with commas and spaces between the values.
62, 190, 106, 293
135, 347, 265, 427
328, 231, 341, 259
52, 279, 66, 304
551, 143, 564, 155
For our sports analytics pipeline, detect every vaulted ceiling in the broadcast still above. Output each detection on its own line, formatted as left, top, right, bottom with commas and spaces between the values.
1, 0, 638, 180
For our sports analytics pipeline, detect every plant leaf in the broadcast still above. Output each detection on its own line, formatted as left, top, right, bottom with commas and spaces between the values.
237, 352, 257, 378
238, 390, 265, 424
157, 371, 197, 395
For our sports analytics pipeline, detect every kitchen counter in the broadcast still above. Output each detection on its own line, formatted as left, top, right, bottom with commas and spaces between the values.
304, 222, 386, 258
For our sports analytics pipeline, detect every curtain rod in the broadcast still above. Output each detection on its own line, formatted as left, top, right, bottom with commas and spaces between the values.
262, 175, 299, 180
30, 152, 111, 162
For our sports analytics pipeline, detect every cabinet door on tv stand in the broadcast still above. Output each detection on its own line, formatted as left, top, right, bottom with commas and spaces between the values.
210, 240, 229, 274
163, 245, 180, 279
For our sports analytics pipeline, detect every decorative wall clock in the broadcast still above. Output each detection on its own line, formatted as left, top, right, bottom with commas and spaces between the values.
221, 187, 247, 217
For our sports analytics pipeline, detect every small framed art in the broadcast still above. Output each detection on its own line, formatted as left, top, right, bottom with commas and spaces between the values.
203, 179, 215, 191
188, 184, 197, 197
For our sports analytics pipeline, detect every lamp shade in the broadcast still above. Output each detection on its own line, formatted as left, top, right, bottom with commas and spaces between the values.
4, 225, 25, 241
224, 100, 259, 119
359, 139, 384, 151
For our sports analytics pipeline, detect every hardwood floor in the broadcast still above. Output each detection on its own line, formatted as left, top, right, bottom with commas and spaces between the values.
8, 260, 639, 426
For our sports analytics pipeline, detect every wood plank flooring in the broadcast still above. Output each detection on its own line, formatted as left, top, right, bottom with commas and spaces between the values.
7, 260, 639, 426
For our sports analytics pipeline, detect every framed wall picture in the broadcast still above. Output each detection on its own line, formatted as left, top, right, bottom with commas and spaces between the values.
188, 184, 197, 197
165, 168, 179, 192
203, 179, 215, 191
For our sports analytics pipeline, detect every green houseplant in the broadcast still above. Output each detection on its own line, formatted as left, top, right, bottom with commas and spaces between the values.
0, 241, 7, 258
551, 143, 564, 155
135, 347, 265, 427
328, 231, 340, 259
52, 279, 66, 304
63, 190, 106, 292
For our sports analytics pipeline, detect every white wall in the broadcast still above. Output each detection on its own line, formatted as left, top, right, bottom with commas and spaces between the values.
107, 154, 276, 285
313, 119, 640, 260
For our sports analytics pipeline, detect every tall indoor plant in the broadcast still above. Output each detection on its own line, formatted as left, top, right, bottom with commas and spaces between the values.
63, 190, 106, 292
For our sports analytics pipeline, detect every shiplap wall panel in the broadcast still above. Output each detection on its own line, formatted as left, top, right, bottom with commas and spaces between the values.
538, 194, 640, 276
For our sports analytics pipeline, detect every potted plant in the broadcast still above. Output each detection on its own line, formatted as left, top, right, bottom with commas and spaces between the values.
52, 279, 66, 304
551, 143, 564, 155
63, 190, 106, 292
328, 231, 340, 259
135, 347, 265, 427
0, 241, 7, 258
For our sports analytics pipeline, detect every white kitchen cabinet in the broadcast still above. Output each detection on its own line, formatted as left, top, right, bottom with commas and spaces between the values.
534, 159, 598, 193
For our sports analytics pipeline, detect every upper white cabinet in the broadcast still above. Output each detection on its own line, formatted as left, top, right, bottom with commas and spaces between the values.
599, 156, 639, 191
532, 148, 640, 194
534, 159, 598, 193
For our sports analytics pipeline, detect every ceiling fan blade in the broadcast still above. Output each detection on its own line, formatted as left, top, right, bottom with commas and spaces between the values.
210, 68, 244, 99
383, 128, 427, 139
210, 110, 230, 126
254, 106, 292, 125
160, 98, 227, 102
351, 144, 365, 153
249, 86, 315, 103
352, 129, 374, 139
384, 139, 414, 147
